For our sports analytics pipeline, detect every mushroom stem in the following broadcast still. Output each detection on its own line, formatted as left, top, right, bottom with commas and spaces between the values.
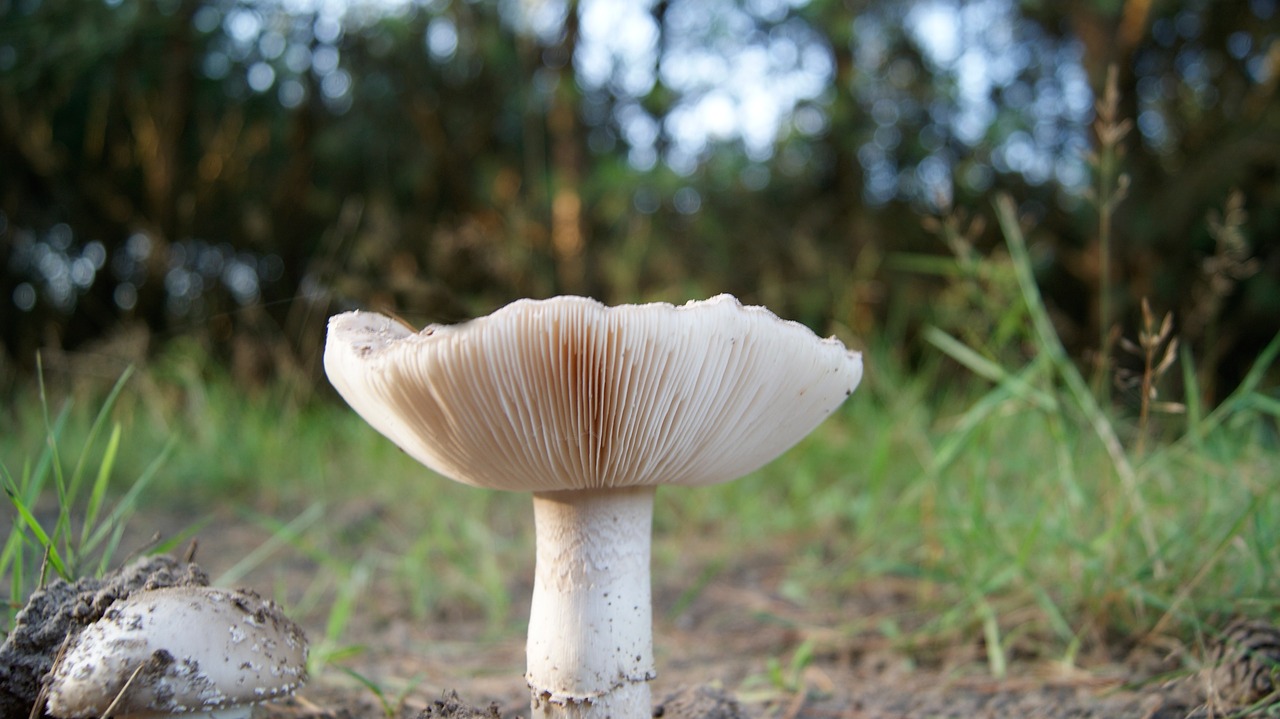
527, 486, 656, 719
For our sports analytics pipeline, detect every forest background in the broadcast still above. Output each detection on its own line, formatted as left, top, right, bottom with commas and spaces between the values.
3, 4, 1280, 715
1, 0, 1278, 407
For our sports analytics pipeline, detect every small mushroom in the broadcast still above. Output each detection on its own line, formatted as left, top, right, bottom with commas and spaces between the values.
324, 294, 862, 719
45, 586, 308, 719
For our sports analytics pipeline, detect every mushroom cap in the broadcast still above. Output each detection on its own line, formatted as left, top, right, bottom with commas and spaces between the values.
45, 586, 308, 718
324, 294, 863, 493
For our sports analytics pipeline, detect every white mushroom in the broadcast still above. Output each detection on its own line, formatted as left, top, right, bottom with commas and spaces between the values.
45, 586, 308, 719
324, 294, 862, 719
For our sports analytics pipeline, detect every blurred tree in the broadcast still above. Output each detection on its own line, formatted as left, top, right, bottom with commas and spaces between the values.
1, 0, 1276, 405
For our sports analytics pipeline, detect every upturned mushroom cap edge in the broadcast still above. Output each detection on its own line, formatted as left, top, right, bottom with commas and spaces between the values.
323, 294, 863, 493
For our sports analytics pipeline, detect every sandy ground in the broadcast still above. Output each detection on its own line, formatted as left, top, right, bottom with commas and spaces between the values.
262, 575, 1223, 719
3, 509, 1275, 719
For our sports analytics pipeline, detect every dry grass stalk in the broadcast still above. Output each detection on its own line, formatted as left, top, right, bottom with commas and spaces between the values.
1084, 65, 1133, 393
921, 203, 987, 270
1116, 298, 1183, 455
1185, 189, 1261, 403
1186, 189, 1261, 339
921, 194, 1023, 358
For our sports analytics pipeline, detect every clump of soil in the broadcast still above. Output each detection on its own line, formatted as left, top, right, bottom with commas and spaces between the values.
410, 686, 747, 719
0, 554, 208, 717
418, 690, 507, 719
270, 686, 751, 719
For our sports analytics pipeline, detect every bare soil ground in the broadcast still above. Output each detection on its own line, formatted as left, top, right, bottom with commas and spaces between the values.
185, 512, 1226, 719
262, 586, 1212, 719
3, 508, 1267, 719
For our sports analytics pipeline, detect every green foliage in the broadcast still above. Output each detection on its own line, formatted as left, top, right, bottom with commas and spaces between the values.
764, 638, 816, 694
667, 198, 1280, 668
339, 665, 426, 719
1, 364, 179, 632
2, 316, 1277, 676
2, 0, 1277, 406
2, 145, 1277, 670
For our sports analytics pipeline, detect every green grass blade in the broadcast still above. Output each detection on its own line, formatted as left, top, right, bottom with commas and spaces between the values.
337, 666, 391, 717
923, 326, 1057, 411
22, 403, 70, 506
930, 381, 1018, 475
978, 597, 1007, 678
1043, 409, 1086, 510
926, 350, 1054, 473
1143, 491, 1264, 639
4, 486, 68, 580
326, 562, 371, 650
79, 423, 122, 552
214, 503, 327, 586
1230, 331, 1280, 399
1186, 331, 1280, 442
1029, 583, 1074, 641
1244, 392, 1280, 419
82, 434, 176, 558
312, 559, 373, 676
95, 522, 133, 578
66, 366, 134, 506
147, 517, 215, 560
34, 358, 71, 556
996, 194, 1161, 571
0, 463, 26, 628
884, 252, 965, 277
928, 351, 1056, 475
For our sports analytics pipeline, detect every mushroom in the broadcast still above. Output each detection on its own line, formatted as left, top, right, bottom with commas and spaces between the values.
45, 586, 308, 719
323, 294, 862, 719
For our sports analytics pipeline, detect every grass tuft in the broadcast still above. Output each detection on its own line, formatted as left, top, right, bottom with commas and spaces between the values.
1, 362, 177, 632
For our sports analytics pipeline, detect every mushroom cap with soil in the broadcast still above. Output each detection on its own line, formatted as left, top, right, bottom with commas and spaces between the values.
324, 294, 862, 719
45, 585, 308, 719
0, 555, 209, 718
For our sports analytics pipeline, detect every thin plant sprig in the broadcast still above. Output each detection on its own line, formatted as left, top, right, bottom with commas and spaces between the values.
1186, 189, 1262, 402
1117, 298, 1183, 456
1084, 64, 1133, 394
